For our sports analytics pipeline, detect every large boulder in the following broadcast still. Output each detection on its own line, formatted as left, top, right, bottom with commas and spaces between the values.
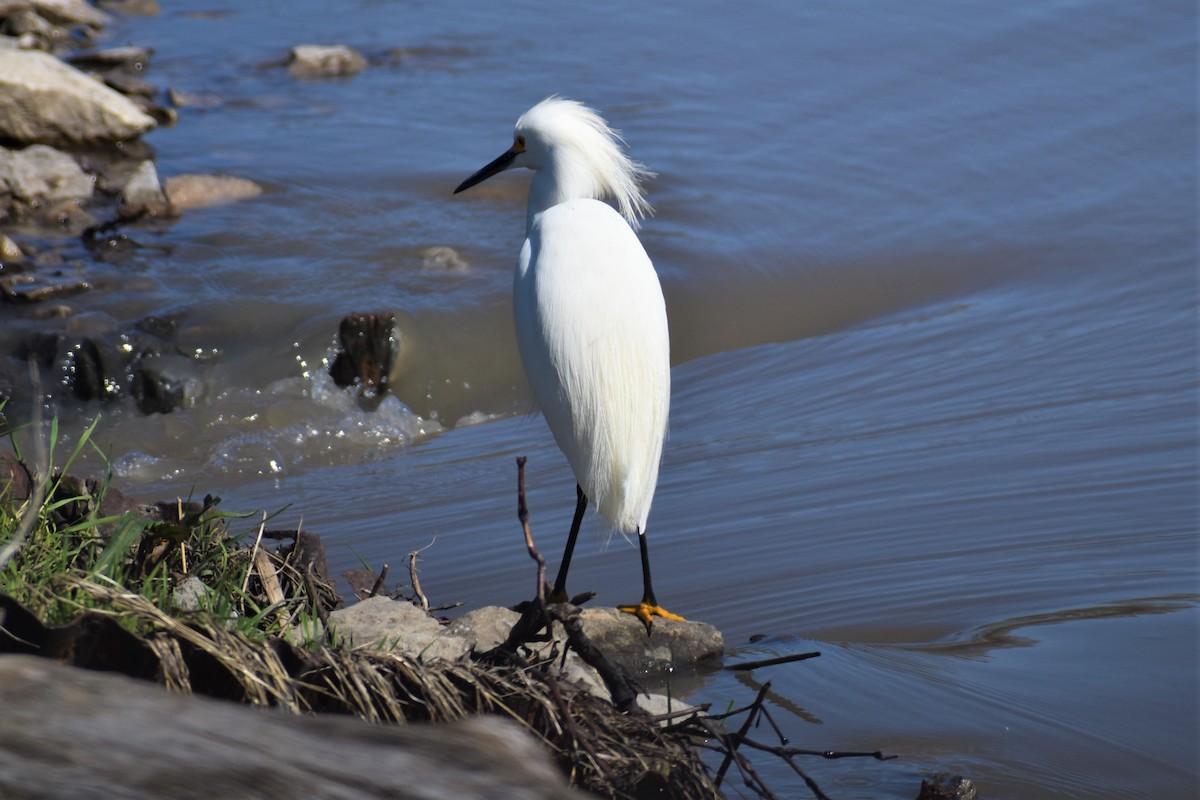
0, 47, 156, 145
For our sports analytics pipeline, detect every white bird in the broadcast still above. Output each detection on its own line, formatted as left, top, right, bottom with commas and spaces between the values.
454, 97, 681, 631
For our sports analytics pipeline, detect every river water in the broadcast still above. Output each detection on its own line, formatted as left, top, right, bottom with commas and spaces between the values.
4, 1, 1196, 797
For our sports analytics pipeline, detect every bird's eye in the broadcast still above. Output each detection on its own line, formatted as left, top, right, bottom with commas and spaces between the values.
514, 135, 526, 152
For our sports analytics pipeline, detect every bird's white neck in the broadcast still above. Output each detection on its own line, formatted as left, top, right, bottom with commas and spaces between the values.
525, 152, 603, 234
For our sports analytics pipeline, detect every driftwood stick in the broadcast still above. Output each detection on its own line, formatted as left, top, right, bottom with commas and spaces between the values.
408, 538, 436, 613
725, 651, 821, 671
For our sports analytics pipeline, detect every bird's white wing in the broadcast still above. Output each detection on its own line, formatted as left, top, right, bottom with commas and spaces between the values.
514, 199, 670, 534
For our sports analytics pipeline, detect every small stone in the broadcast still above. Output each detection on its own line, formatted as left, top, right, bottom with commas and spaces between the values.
286, 44, 366, 78
0, 234, 24, 263
118, 159, 170, 219
163, 173, 262, 212
174, 576, 209, 611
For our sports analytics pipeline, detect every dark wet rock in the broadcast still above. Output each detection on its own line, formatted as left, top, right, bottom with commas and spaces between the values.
117, 158, 169, 218
329, 311, 397, 409
286, 43, 367, 78
0, 450, 34, 500
11, 323, 200, 415
162, 173, 262, 211
4, 144, 93, 202
0, 655, 586, 800
67, 335, 117, 402
918, 773, 978, 800
0, 271, 91, 303
66, 44, 152, 71
0, 46, 155, 145
129, 359, 184, 414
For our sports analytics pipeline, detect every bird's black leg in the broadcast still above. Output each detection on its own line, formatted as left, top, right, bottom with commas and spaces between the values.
550, 484, 587, 602
636, 528, 659, 607
618, 527, 686, 634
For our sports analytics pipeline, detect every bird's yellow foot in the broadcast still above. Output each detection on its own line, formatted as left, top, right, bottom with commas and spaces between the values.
617, 602, 686, 634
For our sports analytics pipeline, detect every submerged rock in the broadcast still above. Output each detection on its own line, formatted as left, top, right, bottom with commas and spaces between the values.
0, 47, 156, 145
286, 44, 367, 78
421, 245, 468, 272
162, 173, 262, 211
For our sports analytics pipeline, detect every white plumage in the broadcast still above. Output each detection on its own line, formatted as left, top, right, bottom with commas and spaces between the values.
454, 97, 681, 629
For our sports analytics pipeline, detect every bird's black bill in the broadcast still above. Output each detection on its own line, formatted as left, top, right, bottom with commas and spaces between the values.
454, 147, 518, 194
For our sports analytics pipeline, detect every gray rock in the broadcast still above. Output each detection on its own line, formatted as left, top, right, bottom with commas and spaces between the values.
0, 48, 155, 145
173, 576, 209, 611
579, 606, 724, 674
0, 654, 586, 800
329, 594, 442, 646
163, 173, 262, 211
445, 605, 522, 651
635, 692, 702, 723
287, 44, 367, 78
7, 144, 92, 202
328, 597, 473, 663
118, 159, 170, 218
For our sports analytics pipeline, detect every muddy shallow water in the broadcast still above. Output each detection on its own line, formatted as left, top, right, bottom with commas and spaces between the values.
2, 1, 1196, 797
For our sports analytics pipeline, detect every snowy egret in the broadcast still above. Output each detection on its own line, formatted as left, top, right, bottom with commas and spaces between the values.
454, 97, 682, 631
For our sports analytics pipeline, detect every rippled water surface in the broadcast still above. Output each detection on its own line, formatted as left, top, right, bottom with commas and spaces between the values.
3, 1, 1196, 797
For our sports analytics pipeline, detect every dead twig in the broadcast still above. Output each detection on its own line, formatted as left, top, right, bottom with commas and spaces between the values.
407, 538, 436, 613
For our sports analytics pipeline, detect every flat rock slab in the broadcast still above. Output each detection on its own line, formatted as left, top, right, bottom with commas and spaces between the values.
0, 654, 585, 799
